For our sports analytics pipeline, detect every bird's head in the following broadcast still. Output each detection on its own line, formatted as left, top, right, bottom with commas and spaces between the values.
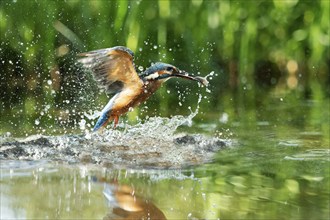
139, 62, 208, 86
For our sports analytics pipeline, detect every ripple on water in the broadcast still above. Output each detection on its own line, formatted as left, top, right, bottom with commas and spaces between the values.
284, 149, 330, 161
0, 159, 57, 178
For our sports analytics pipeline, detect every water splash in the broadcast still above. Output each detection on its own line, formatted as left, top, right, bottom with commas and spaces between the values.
79, 93, 203, 138
0, 92, 232, 169
0, 77, 233, 169
79, 89, 206, 139
96, 94, 203, 141
204, 71, 216, 93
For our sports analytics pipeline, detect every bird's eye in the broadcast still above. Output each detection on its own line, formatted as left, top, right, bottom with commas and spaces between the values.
166, 67, 173, 71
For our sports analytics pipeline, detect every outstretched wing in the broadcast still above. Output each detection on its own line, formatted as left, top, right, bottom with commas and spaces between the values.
78, 46, 143, 94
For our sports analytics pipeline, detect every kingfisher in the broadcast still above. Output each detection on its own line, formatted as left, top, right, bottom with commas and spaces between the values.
78, 46, 208, 132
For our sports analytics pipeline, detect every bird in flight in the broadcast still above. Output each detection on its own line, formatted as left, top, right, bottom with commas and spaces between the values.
78, 46, 208, 132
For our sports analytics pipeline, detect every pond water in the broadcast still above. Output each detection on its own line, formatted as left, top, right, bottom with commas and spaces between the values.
0, 98, 329, 220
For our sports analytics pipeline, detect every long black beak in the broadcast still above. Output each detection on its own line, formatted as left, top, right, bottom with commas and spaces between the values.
173, 71, 209, 87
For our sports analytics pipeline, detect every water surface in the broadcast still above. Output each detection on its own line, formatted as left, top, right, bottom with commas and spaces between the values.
1, 99, 329, 219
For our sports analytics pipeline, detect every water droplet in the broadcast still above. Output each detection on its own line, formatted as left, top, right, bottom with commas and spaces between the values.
138, 66, 144, 71
35, 119, 40, 125
219, 113, 229, 124
79, 119, 86, 130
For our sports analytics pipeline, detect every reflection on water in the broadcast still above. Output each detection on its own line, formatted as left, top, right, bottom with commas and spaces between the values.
101, 178, 166, 219
0, 161, 216, 219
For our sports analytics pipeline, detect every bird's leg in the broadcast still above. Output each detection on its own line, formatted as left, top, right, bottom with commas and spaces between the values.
113, 115, 119, 129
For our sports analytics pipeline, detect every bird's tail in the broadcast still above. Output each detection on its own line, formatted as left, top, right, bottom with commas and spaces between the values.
93, 95, 118, 132
93, 112, 110, 132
